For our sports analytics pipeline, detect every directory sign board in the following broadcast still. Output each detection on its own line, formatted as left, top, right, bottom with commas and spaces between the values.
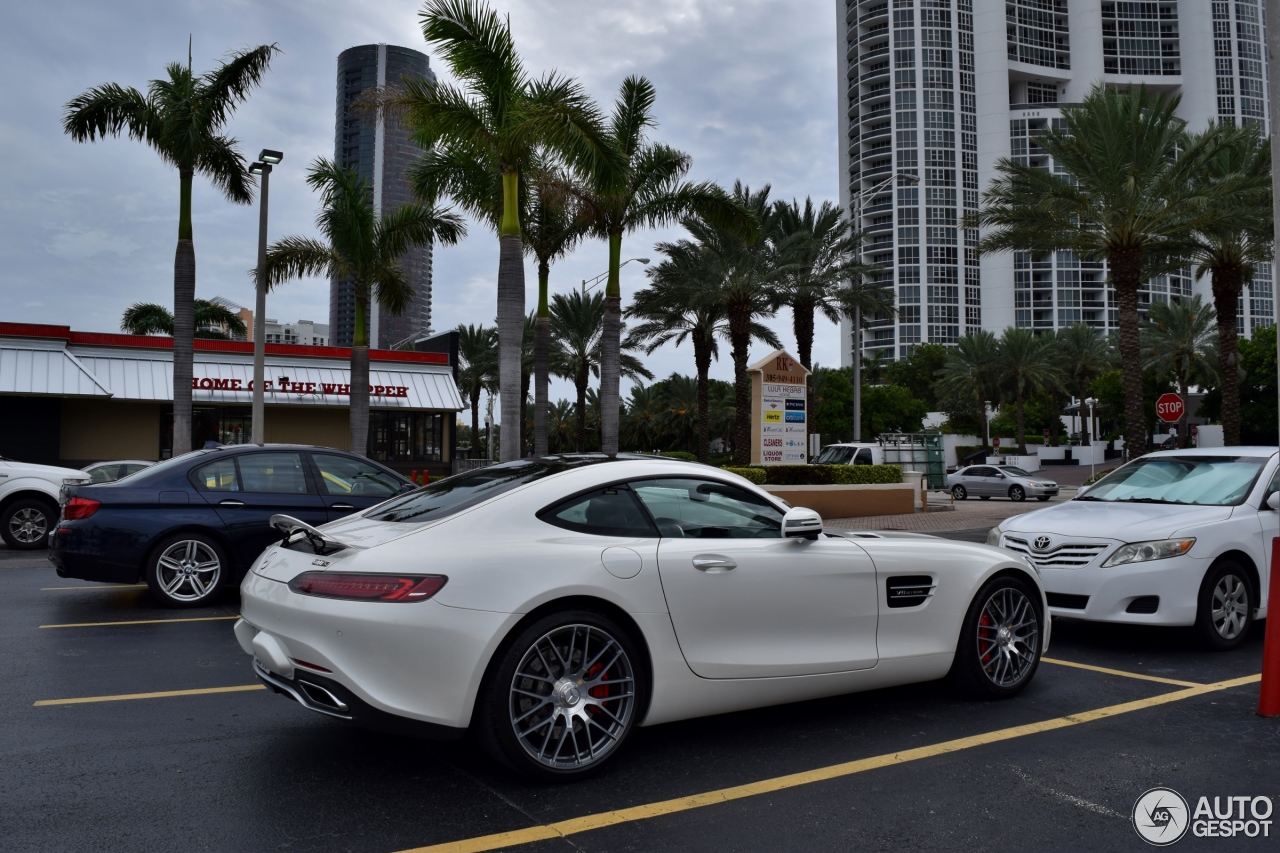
749, 350, 810, 465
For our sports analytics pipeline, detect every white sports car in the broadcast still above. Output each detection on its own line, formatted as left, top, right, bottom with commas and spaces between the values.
236, 455, 1048, 779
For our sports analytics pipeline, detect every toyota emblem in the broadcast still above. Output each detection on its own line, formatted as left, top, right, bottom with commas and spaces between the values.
1033, 536, 1052, 551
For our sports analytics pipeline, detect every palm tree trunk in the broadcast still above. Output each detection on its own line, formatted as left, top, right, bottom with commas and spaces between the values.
1211, 265, 1243, 446
1177, 373, 1191, 449
693, 332, 712, 465
794, 296, 815, 459
728, 302, 752, 466
599, 232, 624, 455
349, 291, 370, 457
1015, 387, 1027, 454
534, 261, 551, 457
470, 390, 480, 455
575, 369, 588, 453
171, 170, 196, 457
1047, 391, 1061, 447
1078, 381, 1091, 445
520, 368, 531, 458
1111, 249, 1148, 459
497, 230, 524, 463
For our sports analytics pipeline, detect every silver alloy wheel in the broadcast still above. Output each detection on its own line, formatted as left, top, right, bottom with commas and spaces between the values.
976, 586, 1039, 688
508, 623, 636, 770
155, 539, 221, 602
1211, 574, 1250, 640
8, 507, 49, 544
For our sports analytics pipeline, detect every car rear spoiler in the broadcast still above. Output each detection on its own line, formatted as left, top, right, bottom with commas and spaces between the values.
270, 515, 367, 555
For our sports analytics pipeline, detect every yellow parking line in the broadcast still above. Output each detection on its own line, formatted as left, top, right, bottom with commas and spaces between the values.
398, 673, 1261, 853
40, 585, 146, 591
34, 684, 265, 706
39, 615, 240, 629
1042, 656, 1203, 688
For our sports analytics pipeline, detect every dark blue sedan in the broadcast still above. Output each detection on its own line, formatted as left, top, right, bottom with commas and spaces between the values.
49, 444, 413, 607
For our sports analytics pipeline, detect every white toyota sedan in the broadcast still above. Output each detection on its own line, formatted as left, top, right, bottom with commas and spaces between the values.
990, 447, 1276, 650
236, 455, 1047, 779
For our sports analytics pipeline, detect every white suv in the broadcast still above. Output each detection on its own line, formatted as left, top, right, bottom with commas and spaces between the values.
989, 447, 1276, 650
0, 456, 91, 550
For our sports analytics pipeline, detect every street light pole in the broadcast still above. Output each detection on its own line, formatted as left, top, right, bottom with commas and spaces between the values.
850, 171, 918, 442
249, 150, 283, 446
581, 257, 649, 296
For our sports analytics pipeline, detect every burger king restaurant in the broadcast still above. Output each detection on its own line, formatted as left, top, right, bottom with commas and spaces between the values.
0, 323, 465, 478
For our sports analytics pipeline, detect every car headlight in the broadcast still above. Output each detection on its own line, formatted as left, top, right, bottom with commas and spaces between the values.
986, 525, 1003, 547
1101, 538, 1195, 568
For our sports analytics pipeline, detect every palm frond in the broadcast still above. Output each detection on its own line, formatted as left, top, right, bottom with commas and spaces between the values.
201, 44, 279, 130
262, 236, 345, 290
195, 134, 253, 204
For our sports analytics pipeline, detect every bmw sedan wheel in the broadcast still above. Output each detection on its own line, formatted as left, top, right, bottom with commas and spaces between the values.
1196, 561, 1254, 651
951, 485, 967, 500
949, 576, 1042, 699
478, 610, 645, 780
1, 499, 57, 550
145, 533, 226, 608
1008, 485, 1026, 502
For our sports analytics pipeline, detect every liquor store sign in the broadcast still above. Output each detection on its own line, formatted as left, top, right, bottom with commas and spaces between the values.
750, 350, 810, 465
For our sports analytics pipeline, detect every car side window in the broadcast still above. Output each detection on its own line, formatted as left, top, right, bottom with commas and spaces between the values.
312, 453, 400, 498
969, 467, 992, 477
539, 486, 657, 537
88, 466, 117, 484
854, 448, 874, 465
631, 478, 784, 539
194, 459, 240, 492
236, 452, 308, 495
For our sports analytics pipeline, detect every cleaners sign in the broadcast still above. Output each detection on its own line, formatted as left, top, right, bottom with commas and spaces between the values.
748, 349, 810, 465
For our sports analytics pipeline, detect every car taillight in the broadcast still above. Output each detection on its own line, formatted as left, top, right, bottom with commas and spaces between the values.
62, 497, 100, 520
287, 572, 447, 602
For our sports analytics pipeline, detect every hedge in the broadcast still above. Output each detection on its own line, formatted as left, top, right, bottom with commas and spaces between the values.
659, 450, 698, 461
722, 466, 767, 484
723, 464, 903, 486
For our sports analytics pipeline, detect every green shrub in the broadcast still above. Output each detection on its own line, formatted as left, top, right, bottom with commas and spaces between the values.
722, 466, 767, 484
732, 464, 904, 486
660, 450, 698, 461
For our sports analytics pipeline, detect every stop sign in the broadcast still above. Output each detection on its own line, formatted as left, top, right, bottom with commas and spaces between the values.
1156, 392, 1185, 423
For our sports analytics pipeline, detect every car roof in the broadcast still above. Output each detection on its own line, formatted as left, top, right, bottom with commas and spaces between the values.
1145, 446, 1278, 458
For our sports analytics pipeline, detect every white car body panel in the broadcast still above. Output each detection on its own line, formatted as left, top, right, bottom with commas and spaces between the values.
997, 447, 1276, 626
238, 457, 1045, 732
0, 459, 90, 503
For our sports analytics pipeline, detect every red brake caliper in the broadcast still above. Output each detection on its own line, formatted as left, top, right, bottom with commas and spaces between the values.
979, 612, 994, 664
586, 662, 608, 712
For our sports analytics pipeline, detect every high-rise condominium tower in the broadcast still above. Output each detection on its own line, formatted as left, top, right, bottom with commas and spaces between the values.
331, 44, 437, 349
836, 0, 1273, 366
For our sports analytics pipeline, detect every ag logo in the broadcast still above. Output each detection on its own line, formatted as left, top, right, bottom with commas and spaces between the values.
1033, 536, 1052, 551
1133, 787, 1190, 845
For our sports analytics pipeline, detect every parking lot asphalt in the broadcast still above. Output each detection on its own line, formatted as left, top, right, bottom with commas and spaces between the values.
2, 541, 1276, 852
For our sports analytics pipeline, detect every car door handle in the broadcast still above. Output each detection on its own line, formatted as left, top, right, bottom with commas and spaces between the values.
218, 499, 245, 507
692, 555, 737, 572
331, 504, 355, 510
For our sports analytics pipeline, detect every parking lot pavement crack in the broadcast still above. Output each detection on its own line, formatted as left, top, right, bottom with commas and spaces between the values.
1008, 765, 1125, 819
441, 762, 582, 851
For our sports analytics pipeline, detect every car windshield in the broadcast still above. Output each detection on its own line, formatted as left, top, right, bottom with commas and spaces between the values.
1080, 455, 1268, 506
816, 447, 855, 465
368, 456, 617, 523
999, 466, 1032, 477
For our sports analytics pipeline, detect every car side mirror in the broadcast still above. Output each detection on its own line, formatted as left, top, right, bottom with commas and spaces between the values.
1267, 492, 1280, 511
782, 506, 823, 540
400, 482, 416, 493
995, 473, 1005, 479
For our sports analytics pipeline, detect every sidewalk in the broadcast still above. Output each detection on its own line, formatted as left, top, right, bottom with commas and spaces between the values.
827, 491, 1071, 533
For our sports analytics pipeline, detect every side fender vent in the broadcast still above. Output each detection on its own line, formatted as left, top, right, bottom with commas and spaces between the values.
886, 575, 935, 609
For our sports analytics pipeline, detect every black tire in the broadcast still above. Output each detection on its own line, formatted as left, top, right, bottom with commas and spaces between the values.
1036, 495, 1050, 501
144, 532, 228, 608
949, 574, 1043, 699
1195, 560, 1255, 651
1, 498, 58, 550
1008, 485, 1026, 502
475, 609, 647, 781
951, 485, 967, 500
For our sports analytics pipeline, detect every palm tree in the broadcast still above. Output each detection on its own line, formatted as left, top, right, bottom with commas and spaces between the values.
549, 290, 652, 451
1056, 324, 1114, 445
548, 399, 577, 454
974, 85, 1233, 460
64, 43, 278, 456
1142, 296, 1218, 446
627, 242, 779, 463
560, 76, 757, 455
1181, 123, 1273, 446
523, 175, 585, 455
995, 328, 1064, 454
519, 313, 536, 457
934, 331, 1001, 444
621, 383, 664, 451
121, 299, 248, 340
263, 159, 465, 456
456, 323, 498, 453
678, 182, 783, 465
403, 0, 616, 462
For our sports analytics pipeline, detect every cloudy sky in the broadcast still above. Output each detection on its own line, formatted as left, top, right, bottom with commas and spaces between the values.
1, 0, 840, 401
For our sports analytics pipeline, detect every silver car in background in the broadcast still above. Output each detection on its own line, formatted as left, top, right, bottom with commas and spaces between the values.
947, 464, 1059, 502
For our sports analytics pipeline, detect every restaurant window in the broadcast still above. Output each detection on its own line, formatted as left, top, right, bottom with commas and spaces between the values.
160, 406, 252, 459
368, 411, 444, 463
